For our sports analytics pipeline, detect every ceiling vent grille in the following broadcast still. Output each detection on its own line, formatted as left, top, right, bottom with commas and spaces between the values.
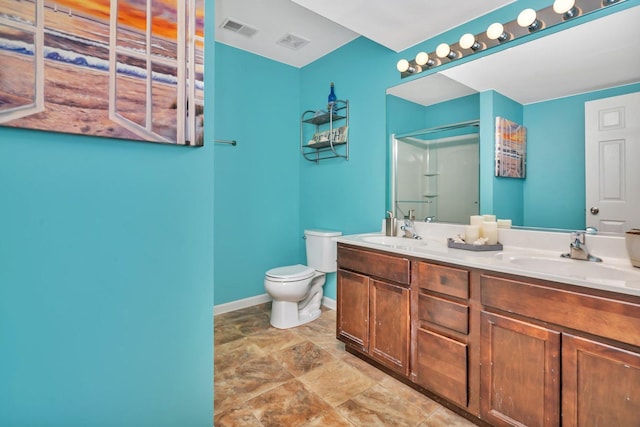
220, 18, 258, 38
277, 33, 310, 50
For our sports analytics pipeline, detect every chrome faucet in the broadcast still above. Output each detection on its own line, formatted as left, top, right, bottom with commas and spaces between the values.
401, 215, 422, 240
424, 216, 436, 223
561, 231, 602, 262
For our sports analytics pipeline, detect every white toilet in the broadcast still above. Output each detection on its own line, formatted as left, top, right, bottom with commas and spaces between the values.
264, 229, 342, 329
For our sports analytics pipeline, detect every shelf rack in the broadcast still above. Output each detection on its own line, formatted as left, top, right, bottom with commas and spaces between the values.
300, 99, 349, 163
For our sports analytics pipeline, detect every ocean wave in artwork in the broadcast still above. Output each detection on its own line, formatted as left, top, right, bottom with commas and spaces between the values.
0, 37, 204, 91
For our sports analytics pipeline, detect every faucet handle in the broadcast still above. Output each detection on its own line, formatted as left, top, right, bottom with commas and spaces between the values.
571, 231, 585, 245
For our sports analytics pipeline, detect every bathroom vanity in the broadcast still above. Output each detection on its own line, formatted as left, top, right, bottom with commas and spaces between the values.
336, 230, 640, 427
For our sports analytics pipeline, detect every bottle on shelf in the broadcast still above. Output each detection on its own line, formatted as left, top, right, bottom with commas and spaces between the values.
327, 82, 337, 116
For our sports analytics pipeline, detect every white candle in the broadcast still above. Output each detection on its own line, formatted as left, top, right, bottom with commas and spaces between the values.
465, 225, 480, 243
483, 221, 498, 245
470, 215, 483, 226
483, 214, 497, 222
497, 219, 512, 229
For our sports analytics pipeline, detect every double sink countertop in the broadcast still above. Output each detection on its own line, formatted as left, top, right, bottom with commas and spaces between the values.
336, 222, 640, 297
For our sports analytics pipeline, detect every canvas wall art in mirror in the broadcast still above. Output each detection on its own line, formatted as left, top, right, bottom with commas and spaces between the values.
0, 0, 204, 146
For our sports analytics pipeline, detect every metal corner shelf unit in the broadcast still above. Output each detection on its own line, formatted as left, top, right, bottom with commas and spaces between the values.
300, 99, 349, 163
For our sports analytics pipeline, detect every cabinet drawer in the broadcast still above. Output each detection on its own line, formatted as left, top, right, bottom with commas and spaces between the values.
413, 261, 469, 299
418, 293, 469, 335
481, 274, 640, 347
338, 245, 410, 285
416, 328, 468, 408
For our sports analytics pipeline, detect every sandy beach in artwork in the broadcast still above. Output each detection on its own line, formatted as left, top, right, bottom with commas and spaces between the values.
0, 0, 204, 145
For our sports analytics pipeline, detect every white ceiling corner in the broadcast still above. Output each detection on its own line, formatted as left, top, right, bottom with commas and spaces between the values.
215, 0, 515, 67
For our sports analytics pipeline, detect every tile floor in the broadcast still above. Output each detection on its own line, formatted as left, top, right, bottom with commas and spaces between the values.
214, 303, 478, 426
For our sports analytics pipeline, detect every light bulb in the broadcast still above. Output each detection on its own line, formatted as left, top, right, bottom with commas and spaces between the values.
396, 59, 410, 73
459, 33, 479, 50
487, 22, 508, 41
436, 43, 455, 59
553, 0, 579, 19
518, 9, 536, 27
553, 0, 575, 14
415, 52, 431, 67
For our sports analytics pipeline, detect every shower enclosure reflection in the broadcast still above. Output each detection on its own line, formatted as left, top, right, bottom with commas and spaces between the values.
392, 121, 480, 224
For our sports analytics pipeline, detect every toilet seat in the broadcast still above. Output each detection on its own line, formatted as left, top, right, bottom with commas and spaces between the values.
266, 264, 315, 282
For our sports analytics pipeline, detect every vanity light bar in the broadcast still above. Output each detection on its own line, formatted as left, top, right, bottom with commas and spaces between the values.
397, 0, 625, 77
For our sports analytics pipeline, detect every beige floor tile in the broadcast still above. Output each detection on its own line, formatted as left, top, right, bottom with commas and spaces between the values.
337, 383, 428, 427
420, 407, 479, 427
214, 405, 262, 427
247, 380, 333, 427
299, 358, 378, 407
273, 340, 335, 377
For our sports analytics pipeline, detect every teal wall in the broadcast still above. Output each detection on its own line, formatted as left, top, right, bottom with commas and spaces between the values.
523, 82, 640, 229
213, 43, 301, 305
0, 1, 214, 425
300, 38, 397, 299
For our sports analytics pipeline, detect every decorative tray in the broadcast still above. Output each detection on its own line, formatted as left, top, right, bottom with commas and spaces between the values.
447, 238, 503, 252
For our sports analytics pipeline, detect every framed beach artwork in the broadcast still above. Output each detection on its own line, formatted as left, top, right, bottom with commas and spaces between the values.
0, 0, 205, 146
495, 116, 527, 179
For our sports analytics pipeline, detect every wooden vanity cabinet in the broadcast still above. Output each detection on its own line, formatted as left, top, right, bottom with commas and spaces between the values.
480, 273, 640, 427
336, 243, 640, 426
412, 261, 472, 410
337, 245, 411, 376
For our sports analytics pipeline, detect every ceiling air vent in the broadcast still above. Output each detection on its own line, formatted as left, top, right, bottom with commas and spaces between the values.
220, 18, 258, 38
277, 33, 310, 50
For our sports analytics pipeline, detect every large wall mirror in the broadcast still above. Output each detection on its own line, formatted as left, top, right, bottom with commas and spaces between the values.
387, 3, 640, 233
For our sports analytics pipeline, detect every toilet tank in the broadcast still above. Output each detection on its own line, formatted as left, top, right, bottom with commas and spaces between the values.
304, 229, 342, 273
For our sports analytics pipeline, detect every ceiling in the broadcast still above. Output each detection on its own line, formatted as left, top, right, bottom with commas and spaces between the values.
215, 0, 513, 67
387, 5, 640, 106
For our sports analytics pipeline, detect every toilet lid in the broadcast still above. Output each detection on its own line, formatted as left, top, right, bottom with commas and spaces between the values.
266, 264, 315, 280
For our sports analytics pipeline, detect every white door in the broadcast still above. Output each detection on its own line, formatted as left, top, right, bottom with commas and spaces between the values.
585, 92, 640, 232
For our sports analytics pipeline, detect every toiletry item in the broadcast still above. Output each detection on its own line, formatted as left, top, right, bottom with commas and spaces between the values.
483, 221, 498, 245
483, 214, 497, 222
328, 82, 337, 113
497, 219, 512, 229
465, 225, 480, 243
625, 229, 640, 268
385, 211, 397, 236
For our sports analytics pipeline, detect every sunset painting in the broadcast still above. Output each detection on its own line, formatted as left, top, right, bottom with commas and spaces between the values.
0, 0, 205, 146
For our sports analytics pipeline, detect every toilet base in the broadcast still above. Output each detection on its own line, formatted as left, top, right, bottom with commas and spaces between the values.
270, 300, 322, 329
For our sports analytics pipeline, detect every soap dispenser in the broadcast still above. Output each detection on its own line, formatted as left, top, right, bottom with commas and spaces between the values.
385, 211, 397, 236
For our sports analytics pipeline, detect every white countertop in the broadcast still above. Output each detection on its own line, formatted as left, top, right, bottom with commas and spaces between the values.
336, 222, 640, 298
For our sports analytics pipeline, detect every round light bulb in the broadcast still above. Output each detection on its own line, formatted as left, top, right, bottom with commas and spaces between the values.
517, 9, 537, 27
553, 0, 575, 14
415, 51, 430, 66
396, 59, 410, 73
486, 22, 505, 40
459, 33, 476, 50
436, 43, 451, 59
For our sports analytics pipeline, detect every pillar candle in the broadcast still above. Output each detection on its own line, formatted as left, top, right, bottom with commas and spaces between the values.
470, 215, 483, 226
483, 214, 497, 222
465, 225, 480, 243
497, 219, 512, 229
483, 221, 498, 245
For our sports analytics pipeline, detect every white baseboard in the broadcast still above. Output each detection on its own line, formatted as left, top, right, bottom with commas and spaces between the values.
214, 294, 272, 316
322, 296, 336, 310
214, 294, 336, 316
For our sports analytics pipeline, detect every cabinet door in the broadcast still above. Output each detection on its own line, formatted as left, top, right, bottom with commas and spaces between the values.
337, 269, 369, 351
415, 328, 468, 408
480, 312, 560, 427
563, 334, 640, 427
369, 279, 410, 376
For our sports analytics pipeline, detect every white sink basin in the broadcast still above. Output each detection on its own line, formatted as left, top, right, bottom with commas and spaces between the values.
500, 254, 640, 286
360, 235, 428, 248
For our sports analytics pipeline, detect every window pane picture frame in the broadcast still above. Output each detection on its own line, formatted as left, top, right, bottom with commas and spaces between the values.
495, 116, 526, 178
0, 0, 205, 146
